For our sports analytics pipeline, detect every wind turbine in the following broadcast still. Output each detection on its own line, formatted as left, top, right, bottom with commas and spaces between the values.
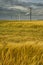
25, 7, 32, 21
29, 7, 32, 21
19, 13, 21, 21
25, 12, 30, 20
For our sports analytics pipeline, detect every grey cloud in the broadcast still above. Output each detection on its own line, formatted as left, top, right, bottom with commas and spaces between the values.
0, 0, 43, 15
0, 0, 43, 7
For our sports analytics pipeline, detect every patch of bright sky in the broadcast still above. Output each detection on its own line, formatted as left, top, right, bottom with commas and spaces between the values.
19, 0, 43, 3
0, 0, 43, 3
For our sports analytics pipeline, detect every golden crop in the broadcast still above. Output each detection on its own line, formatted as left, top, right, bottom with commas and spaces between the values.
0, 20, 43, 65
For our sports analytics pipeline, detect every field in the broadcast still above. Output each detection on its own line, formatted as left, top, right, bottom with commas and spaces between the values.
0, 20, 43, 65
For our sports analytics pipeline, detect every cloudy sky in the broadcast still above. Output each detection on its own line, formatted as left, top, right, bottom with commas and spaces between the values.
0, 0, 43, 8
0, 0, 43, 5
0, 0, 43, 16
0, 0, 43, 7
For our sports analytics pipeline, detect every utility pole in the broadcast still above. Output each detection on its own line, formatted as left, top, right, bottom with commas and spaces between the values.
29, 7, 32, 21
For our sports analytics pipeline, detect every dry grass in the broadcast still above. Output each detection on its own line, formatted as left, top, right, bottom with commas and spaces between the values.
0, 42, 43, 65
0, 20, 43, 65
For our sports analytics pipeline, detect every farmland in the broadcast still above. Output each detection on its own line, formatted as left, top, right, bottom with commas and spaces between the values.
0, 20, 43, 65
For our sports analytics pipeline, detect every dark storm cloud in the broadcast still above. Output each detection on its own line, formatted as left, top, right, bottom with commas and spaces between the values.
0, 0, 43, 15
0, 0, 43, 7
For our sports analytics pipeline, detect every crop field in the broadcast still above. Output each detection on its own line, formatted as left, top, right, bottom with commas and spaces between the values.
0, 20, 43, 65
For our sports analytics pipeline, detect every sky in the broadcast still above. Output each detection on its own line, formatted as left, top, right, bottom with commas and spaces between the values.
0, 0, 43, 4
0, 0, 43, 7
0, 0, 43, 10
19, 0, 43, 3
0, 0, 43, 20
0, 0, 43, 13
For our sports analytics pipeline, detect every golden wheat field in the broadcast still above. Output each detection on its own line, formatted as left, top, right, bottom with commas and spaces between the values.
0, 20, 43, 65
